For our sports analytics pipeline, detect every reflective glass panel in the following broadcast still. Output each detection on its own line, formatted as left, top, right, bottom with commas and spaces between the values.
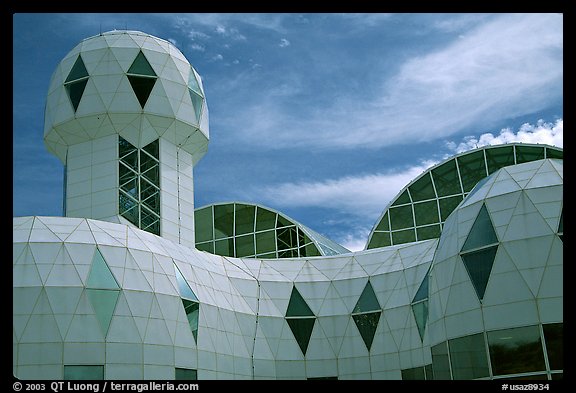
401, 366, 425, 380
487, 325, 546, 376
431, 341, 451, 380
195, 207, 213, 243
352, 311, 381, 350
353, 281, 380, 313
515, 146, 545, 164
256, 230, 276, 255
411, 300, 428, 341
414, 200, 439, 226
65, 79, 88, 112
413, 270, 429, 302
439, 195, 464, 221
417, 225, 441, 241
392, 229, 416, 244
375, 212, 390, 231
235, 234, 255, 257
87, 249, 119, 290
128, 51, 157, 76
457, 150, 487, 193
196, 241, 214, 253
432, 159, 462, 197
182, 299, 199, 342
174, 264, 198, 302
461, 205, 498, 252
127, 75, 156, 108
486, 145, 515, 174
256, 208, 277, 231
235, 204, 256, 236
546, 148, 563, 159
542, 323, 563, 370
175, 368, 197, 380
286, 317, 315, 355
65, 55, 89, 83
448, 333, 490, 380
286, 286, 314, 317
461, 245, 498, 300
409, 172, 436, 202
64, 365, 104, 380
215, 238, 234, 257
214, 205, 235, 239
86, 288, 119, 336
367, 232, 391, 249
392, 189, 411, 206
277, 226, 298, 250
389, 205, 414, 230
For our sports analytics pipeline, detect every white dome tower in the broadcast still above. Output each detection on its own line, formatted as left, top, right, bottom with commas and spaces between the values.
43, 30, 209, 248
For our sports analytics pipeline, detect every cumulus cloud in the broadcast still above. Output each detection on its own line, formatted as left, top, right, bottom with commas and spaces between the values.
279, 38, 290, 47
190, 43, 205, 52
446, 119, 563, 153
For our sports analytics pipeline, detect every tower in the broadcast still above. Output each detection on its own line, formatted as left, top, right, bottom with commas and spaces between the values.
43, 30, 209, 248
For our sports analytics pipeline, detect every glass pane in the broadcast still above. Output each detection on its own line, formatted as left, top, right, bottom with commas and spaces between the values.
189, 89, 203, 123
142, 139, 159, 159
389, 205, 414, 230
195, 207, 213, 243
392, 189, 411, 206
461, 204, 498, 252
195, 241, 214, 254
352, 311, 381, 350
515, 145, 545, 164
188, 68, 203, 96
128, 51, 157, 76
375, 212, 390, 231
414, 200, 439, 226
86, 288, 119, 336
304, 243, 321, 257
141, 182, 160, 213
140, 156, 159, 185
424, 364, 433, 380
457, 150, 487, 193
127, 75, 156, 108
487, 325, 546, 376
431, 341, 451, 380
256, 208, 277, 231
409, 172, 436, 202
411, 300, 428, 341
546, 148, 563, 159
175, 368, 197, 380
182, 299, 199, 343
235, 204, 256, 236
235, 234, 255, 258
279, 249, 298, 258
401, 366, 425, 380
174, 264, 198, 301
65, 79, 88, 112
119, 137, 138, 162
214, 204, 235, 239
286, 317, 315, 355
461, 245, 498, 300
439, 195, 463, 221
413, 270, 429, 302
286, 286, 314, 317
64, 365, 104, 380
215, 238, 234, 257
353, 281, 380, 313
391, 229, 416, 245
432, 159, 462, 197
256, 230, 276, 255
557, 209, 563, 233
119, 193, 138, 226
140, 206, 160, 235
65, 55, 89, 83
417, 225, 441, 241
486, 145, 515, 174
367, 231, 391, 249
277, 226, 298, 250
88, 249, 119, 289
543, 323, 562, 370
448, 333, 490, 380
276, 215, 292, 228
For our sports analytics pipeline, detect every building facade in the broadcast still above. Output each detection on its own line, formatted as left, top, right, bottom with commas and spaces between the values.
13, 30, 563, 380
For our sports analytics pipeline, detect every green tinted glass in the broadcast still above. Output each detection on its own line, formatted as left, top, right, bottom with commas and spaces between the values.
392, 189, 411, 206
368, 231, 391, 249
515, 145, 545, 164
486, 145, 515, 174
414, 200, 439, 226
128, 51, 157, 76
352, 311, 381, 350
449, 333, 490, 380
417, 225, 441, 241
432, 159, 462, 197
461, 204, 498, 252
182, 299, 199, 342
215, 238, 234, 257
127, 75, 156, 108
389, 205, 414, 230
286, 286, 314, 317
256, 230, 276, 255
457, 150, 487, 193
439, 196, 463, 221
174, 264, 198, 302
195, 207, 213, 243
461, 245, 498, 300
175, 368, 197, 380
86, 288, 119, 336
286, 317, 315, 355
375, 212, 390, 231
431, 341, 451, 380
64, 365, 104, 380
487, 325, 546, 376
235, 234, 255, 257
353, 281, 380, 313
87, 249, 119, 290
546, 148, 563, 159
409, 172, 436, 202
256, 207, 277, 231
411, 300, 428, 341
543, 323, 563, 370
65, 55, 89, 83
392, 229, 416, 244
214, 205, 235, 239
65, 79, 88, 112
402, 366, 425, 380
235, 204, 256, 235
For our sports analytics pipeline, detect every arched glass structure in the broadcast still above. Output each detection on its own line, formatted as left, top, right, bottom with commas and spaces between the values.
194, 202, 350, 258
366, 143, 563, 249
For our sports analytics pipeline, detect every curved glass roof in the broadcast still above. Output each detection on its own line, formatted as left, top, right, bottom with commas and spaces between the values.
195, 202, 350, 259
366, 143, 563, 250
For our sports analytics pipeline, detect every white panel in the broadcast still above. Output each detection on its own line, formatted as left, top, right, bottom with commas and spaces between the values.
482, 300, 539, 330
65, 314, 105, 342
106, 364, 143, 380
275, 360, 306, 379
305, 359, 338, 378
444, 307, 484, 338
332, 277, 368, 313
538, 265, 563, 298
63, 342, 105, 364
143, 344, 174, 366
144, 365, 174, 380
316, 315, 351, 357
483, 270, 535, 306
537, 297, 563, 323
106, 342, 143, 364
503, 236, 555, 271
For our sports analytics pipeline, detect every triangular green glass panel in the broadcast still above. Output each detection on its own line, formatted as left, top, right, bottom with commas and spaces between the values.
411, 300, 428, 341
65, 55, 89, 83
413, 269, 430, 303
461, 245, 498, 300
188, 89, 203, 123
353, 281, 380, 313
182, 299, 199, 343
352, 311, 381, 350
128, 51, 157, 76
461, 204, 498, 252
174, 264, 198, 302
65, 79, 88, 112
87, 249, 119, 289
286, 317, 315, 355
188, 68, 203, 96
127, 75, 156, 108
86, 288, 119, 336
286, 286, 314, 317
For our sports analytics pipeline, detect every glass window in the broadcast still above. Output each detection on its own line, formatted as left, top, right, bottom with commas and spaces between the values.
401, 366, 425, 380
461, 204, 498, 252
409, 172, 436, 202
66, 55, 89, 83
215, 238, 234, 257
546, 148, 563, 159
487, 325, 546, 376
304, 243, 321, 257
86, 289, 120, 336
195, 241, 214, 254
457, 150, 487, 193
256, 230, 276, 255
65, 79, 88, 112
461, 245, 498, 300
286, 286, 314, 317
543, 323, 562, 370
182, 299, 199, 342
128, 51, 157, 76
87, 249, 119, 290
195, 207, 213, 243
235, 204, 256, 236
502, 374, 548, 380
432, 159, 462, 197
277, 226, 298, 251
189, 89, 203, 122
353, 281, 381, 313
448, 333, 490, 379
392, 189, 411, 206
174, 264, 198, 302
417, 225, 441, 241
413, 270, 429, 303
392, 228, 416, 244
411, 300, 428, 341
235, 233, 255, 258
486, 145, 515, 174
431, 341, 451, 380
214, 204, 235, 239
352, 311, 381, 351
375, 212, 390, 231
389, 205, 414, 230
367, 231, 391, 249
424, 364, 433, 380
127, 75, 157, 108
414, 200, 440, 226
515, 146, 545, 164
64, 365, 104, 380
286, 317, 315, 355
175, 368, 197, 380
256, 207, 277, 231
439, 195, 463, 221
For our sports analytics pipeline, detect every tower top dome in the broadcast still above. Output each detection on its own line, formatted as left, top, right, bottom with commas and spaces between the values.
43, 29, 209, 164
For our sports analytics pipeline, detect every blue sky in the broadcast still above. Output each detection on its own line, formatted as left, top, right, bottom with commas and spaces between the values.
12, 13, 563, 251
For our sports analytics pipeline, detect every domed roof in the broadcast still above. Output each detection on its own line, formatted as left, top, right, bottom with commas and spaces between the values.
44, 30, 209, 164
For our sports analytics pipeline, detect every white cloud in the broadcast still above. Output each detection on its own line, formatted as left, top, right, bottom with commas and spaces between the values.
212, 54, 224, 61
190, 43, 205, 52
447, 118, 563, 153
279, 38, 290, 47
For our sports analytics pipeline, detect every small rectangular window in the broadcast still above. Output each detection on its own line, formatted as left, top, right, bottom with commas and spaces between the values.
64, 365, 104, 380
